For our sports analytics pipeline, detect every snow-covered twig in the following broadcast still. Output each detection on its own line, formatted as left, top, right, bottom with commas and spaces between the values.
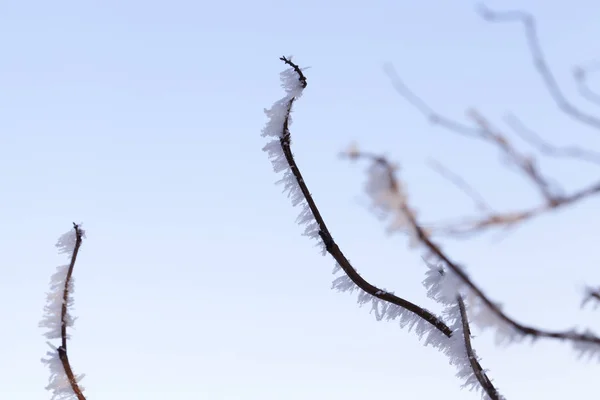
262, 56, 452, 340
40, 223, 86, 400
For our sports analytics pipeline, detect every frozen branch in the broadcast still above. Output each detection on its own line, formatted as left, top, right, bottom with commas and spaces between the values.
40, 223, 86, 400
346, 150, 600, 359
262, 57, 452, 343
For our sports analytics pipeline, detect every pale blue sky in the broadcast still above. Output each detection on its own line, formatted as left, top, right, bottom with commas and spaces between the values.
1, 0, 600, 399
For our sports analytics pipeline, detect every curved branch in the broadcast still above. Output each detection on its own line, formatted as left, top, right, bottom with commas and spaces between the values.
477, 4, 600, 131
268, 57, 452, 338
504, 114, 600, 167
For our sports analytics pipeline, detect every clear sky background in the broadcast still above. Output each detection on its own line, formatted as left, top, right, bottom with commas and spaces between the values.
1, 0, 600, 399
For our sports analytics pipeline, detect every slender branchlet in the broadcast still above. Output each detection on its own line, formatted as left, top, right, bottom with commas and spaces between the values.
41, 223, 87, 400
457, 297, 502, 400
582, 287, 600, 309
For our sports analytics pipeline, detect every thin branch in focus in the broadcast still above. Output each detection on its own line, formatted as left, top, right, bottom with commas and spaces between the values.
504, 114, 600, 167
264, 57, 453, 338
428, 160, 493, 213
457, 297, 502, 400
574, 62, 600, 106
476, 4, 600, 131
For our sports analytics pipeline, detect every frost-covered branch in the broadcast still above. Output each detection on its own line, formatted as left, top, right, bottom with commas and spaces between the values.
262, 56, 452, 342
476, 3, 600, 131
346, 150, 600, 360
40, 223, 86, 400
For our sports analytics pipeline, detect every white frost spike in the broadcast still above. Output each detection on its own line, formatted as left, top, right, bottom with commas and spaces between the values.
262, 62, 326, 255
422, 263, 467, 306
55, 227, 84, 255
41, 343, 86, 400
40, 264, 76, 339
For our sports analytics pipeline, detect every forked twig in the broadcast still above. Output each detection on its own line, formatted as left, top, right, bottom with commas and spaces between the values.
349, 151, 600, 352
476, 4, 600, 131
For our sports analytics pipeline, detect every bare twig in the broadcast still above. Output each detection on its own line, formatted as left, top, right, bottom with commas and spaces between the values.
59, 223, 86, 400
457, 296, 502, 400
476, 4, 600, 131
384, 65, 484, 139
272, 57, 452, 337
428, 160, 493, 213
504, 114, 600, 167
